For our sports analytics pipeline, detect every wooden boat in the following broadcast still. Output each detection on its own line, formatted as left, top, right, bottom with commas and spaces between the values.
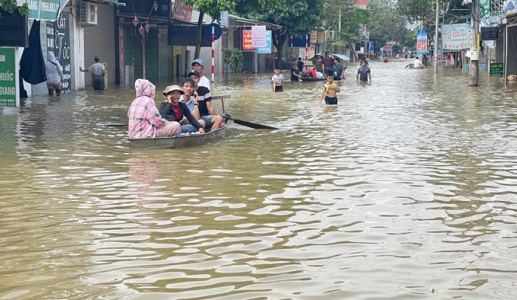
129, 126, 230, 149
300, 77, 326, 81
406, 63, 425, 69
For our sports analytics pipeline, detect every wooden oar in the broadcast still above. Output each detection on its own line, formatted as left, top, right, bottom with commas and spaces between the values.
215, 96, 277, 130
225, 116, 278, 130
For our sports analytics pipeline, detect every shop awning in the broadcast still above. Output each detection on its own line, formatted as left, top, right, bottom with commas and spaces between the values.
229, 14, 282, 30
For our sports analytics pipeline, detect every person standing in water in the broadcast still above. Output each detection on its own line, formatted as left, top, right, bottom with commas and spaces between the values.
319, 71, 340, 106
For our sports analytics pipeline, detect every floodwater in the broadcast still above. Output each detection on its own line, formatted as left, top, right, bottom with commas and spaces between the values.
1, 59, 517, 300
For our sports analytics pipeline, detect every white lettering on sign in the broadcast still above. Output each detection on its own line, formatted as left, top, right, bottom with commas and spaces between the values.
27, 0, 38, 11
0, 86, 16, 95
0, 55, 5, 62
2, 31, 24, 41
58, 17, 66, 29
0, 70, 14, 81
42, 2, 59, 12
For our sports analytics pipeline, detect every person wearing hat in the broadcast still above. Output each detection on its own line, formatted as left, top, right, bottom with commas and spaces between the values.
191, 58, 211, 90
159, 84, 205, 134
313, 53, 324, 73
188, 69, 224, 131
128, 79, 181, 139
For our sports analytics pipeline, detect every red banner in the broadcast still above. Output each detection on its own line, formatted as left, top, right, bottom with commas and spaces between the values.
355, 0, 368, 6
172, 0, 193, 23
242, 30, 254, 50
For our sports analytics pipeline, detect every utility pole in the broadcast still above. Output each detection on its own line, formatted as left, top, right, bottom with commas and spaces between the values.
469, 0, 479, 86
434, 0, 439, 74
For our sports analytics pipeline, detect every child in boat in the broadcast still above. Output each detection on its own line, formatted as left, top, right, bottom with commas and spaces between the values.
272, 68, 284, 92
319, 70, 340, 106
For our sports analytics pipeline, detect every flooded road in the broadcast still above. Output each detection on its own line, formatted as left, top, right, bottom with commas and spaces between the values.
1, 60, 517, 299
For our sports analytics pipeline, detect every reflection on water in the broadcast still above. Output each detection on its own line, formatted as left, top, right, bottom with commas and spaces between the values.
1, 60, 517, 299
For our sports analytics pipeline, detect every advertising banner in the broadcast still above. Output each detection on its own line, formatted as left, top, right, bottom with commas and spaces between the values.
21, 0, 64, 21
416, 30, 428, 54
256, 30, 272, 54
172, 0, 193, 22
442, 23, 472, 51
242, 30, 253, 50
0, 48, 17, 107
55, 14, 71, 92
251, 26, 267, 48
299, 45, 315, 65
46, 21, 55, 51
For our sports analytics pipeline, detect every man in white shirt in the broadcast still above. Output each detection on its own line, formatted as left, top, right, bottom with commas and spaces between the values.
191, 59, 211, 90
412, 57, 424, 68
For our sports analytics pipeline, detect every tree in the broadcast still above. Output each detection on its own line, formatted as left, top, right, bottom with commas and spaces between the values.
396, 0, 466, 51
337, 3, 371, 60
367, 0, 408, 53
184, 0, 279, 59
0, 0, 29, 14
184, 0, 234, 59
242, 0, 325, 67
396, 0, 435, 23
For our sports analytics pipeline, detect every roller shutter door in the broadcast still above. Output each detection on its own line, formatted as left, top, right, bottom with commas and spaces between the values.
84, 4, 116, 88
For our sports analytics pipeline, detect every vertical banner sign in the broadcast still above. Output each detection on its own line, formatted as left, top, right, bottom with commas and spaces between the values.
0, 48, 17, 107
46, 22, 55, 51
251, 26, 267, 48
299, 45, 315, 64
256, 31, 272, 54
417, 30, 428, 54
55, 14, 71, 92
242, 30, 254, 50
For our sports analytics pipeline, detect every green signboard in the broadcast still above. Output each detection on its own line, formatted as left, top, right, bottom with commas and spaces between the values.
490, 62, 504, 75
21, 0, 62, 20
0, 48, 17, 107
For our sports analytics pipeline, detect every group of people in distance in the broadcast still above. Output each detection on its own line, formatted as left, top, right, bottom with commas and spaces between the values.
291, 52, 348, 82
273, 52, 371, 107
127, 59, 225, 140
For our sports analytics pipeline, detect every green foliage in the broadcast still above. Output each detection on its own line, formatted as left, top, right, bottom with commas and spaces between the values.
396, 0, 434, 23
243, 0, 324, 37
184, 0, 235, 23
238, 0, 325, 66
0, 0, 30, 15
323, 0, 370, 52
367, 0, 407, 49
185, 0, 278, 60
402, 28, 417, 49
226, 49, 244, 72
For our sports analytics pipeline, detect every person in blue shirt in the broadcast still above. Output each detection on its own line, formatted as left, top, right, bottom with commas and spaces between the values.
332, 57, 346, 80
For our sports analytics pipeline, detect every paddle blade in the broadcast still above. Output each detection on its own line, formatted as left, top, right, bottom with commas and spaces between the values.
231, 118, 277, 130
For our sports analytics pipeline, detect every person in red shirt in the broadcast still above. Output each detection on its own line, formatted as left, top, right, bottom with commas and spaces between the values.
159, 85, 205, 134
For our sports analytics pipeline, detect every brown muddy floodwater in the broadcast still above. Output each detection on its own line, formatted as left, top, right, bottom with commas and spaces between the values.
1, 59, 517, 299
